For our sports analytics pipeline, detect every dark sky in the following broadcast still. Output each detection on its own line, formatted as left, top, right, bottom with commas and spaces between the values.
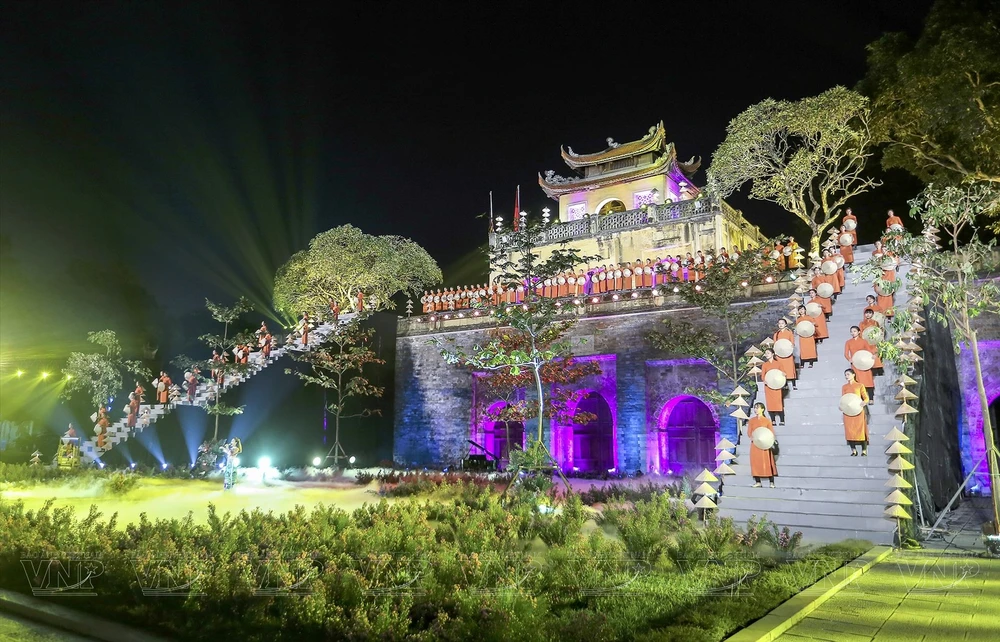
0, 1, 935, 465
2, 0, 932, 312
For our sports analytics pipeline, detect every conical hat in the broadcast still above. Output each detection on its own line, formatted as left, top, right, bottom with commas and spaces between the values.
716, 438, 737, 449
886, 441, 913, 455
911, 323, 926, 333
730, 396, 750, 407
694, 482, 717, 496
713, 462, 736, 475
894, 402, 918, 416
760, 337, 775, 346
764, 369, 787, 390
694, 496, 718, 509
748, 365, 763, 375
748, 356, 764, 365
715, 450, 737, 461
732, 385, 751, 396
888, 455, 915, 471
695, 469, 720, 482
885, 473, 913, 489
884, 489, 913, 505
896, 375, 918, 386
743, 346, 763, 357
894, 389, 917, 401
730, 407, 751, 420
883, 426, 909, 441
884, 504, 912, 519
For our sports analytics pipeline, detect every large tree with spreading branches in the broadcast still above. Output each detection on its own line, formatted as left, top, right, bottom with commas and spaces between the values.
858, 0, 1000, 191
273, 225, 441, 318
708, 87, 880, 257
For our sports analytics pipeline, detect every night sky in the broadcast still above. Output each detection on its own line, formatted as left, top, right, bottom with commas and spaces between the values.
0, 0, 933, 466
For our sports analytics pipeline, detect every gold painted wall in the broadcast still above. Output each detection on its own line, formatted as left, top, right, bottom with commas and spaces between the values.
556, 175, 678, 221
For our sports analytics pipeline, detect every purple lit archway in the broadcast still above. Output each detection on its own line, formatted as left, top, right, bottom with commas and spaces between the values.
649, 395, 719, 476
554, 390, 618, 473
959, 340, 1000, 495
471, 401, 525, 470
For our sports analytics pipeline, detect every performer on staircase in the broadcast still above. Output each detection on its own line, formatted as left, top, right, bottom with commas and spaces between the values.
844, 326, 876, 399
842, 208, 859, 247
748, 403, 777, 488
761, 351, 786, 425
842, 369, 871, 456
796, 305, 818, 368
300, 312, 311, 347
885, 209, 904, 231
772, 318, 798, 390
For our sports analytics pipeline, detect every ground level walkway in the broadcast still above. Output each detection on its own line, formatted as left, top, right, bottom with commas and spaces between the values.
776, 548, 1000, 641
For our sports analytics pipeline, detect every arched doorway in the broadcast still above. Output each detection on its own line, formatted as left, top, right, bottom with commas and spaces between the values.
597, 199, 627, 215
657, 396, 718, 476
571, 393, 615, 473
479, 402, 524, 471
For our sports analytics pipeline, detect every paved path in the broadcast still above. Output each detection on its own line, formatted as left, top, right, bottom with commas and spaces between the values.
0, 611, 94, 641
777, 549, 1000, 641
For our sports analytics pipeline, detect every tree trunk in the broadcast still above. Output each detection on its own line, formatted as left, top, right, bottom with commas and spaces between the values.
808, 224, 821, 260
533, 364, 545, 443
969, 328, 1000, 533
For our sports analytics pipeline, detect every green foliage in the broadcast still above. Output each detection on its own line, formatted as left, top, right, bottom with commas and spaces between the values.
859, 0, 1000, 189
105, 471, 140, 495
272, 224, 441, 316
578, 481, 684, 505
62, 329, 150, 412
708, 87, 879, 256
598, 491, 694, 563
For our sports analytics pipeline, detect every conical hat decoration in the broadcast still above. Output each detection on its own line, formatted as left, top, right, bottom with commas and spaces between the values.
796, 320, 815, 337
694, 496, 718, 509
844, 218, 857, 231
851, 350, 875, 371
885, 441, 913, 455
839, 233, 853, 246
911, 323, 926, 333
806, 302, 823, 318
817, 283, 835, 298
884, 489, 913, 505
894, 388, 917, 401
732, 385, 751, 396
871, 311, 886, 326
894, 402, 918, 416
744, 346, 763, 357
788, 293, 803, 302
862, 326, 883, 343
695, 469, 720, 482
716, 438, 737, 449
729, 407, 751, 420
884, 426, 909, 441
888, 455, 915, 471
795, 286, 809, 294
839, 393, 864, 416
730, 396, 750, 407
904, 341, 922, 352
748, 365, 763, 376
885, 473, 913, 489
783, 246, 793, 256
713, 462, 736, 475
747, 356, 764, 366
896, 375, 918, 386
715, 450, 736, 461
884, 504, 911, 519
760, 337, 775, 346
773, 338, 794, 358
751, 427, 775, 450
821, 261, 838, 275
694, 482, 718, 496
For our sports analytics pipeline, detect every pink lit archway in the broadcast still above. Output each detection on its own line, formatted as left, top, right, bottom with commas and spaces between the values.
649, 395, 719, 476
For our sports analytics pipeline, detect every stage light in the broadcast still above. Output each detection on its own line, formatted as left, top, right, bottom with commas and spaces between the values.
592, 297, 599, 303
695, 285, 702, 292
15, 370, 24, 377
130, 463, 136, 469
258, 456, 271, 469
765, 276, 773, 283
653, 289, 660, 296
741, 281, 749, 287
473, 310, 480, 316
673, 287, 680, 293
429, 316, 436, 321
65, 374, 72, 381
162, 463, 168, 470
98, 462, 104, 469
457, 313, 464, 318
555, 301, 561, 307
349, 456, 356, 465
312, 456, 322, 466
444, 314, 451, 319
41, 372, 50, 380
631, 292, 639, 298
573, 299, 581, 305
612, 294, 619, 301
607, 468, 616, 473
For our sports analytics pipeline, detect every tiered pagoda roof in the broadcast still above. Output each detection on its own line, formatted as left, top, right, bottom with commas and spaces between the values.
539, 121, 702, 199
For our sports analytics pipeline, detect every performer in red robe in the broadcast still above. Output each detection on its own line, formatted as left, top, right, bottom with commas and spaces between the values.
774, 242, 787, 271
772, 319, 798, 389
796, 306, 818, 367
839, 226, 855, 264
885, 209, 904, 230
300, 312, 311, 346
807, 297, 829, 343
134, 381, 145, 403
842, 369, 871, 456
842, 208, 859, 246
747, 403, 777, 487
642, 259, 654, 288
127, 394, 139, 429
357, 290, 365, 311
761, 352, 785, 425
844, 326, 876, 397
808, 288, 832, 322
96, 407, 110, 449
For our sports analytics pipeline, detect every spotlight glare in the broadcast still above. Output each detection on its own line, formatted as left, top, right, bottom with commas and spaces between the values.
349, 456, 356, 465
592, 297, 599, 304
312, 456, 322, 466
15, 370, 24, 377
130, 463, 136, 468
232, 457, 240, 467
41, 372, 50, 379
258, 456, 271, 469
65, 374, 72, 381
161, 463, 168, 470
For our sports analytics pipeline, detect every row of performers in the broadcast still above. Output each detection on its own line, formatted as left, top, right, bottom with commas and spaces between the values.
748, 253, 899, 485
419, 243, 807, 314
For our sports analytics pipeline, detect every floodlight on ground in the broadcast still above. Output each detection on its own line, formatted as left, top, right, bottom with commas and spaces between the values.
258, 456, 272, 469
130, 463, 136, 469
349, 456, 356, 465
313, 457, 322, 466
161, 463, 168, 470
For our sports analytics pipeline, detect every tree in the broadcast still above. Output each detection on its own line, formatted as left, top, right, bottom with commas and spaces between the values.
865, 183, 1000, 531
284, 315, 385, 468
645, 249, 771, 410
859, 0, 1000, 192
63, 330, 150, 415
708, 87, 880, 257
173, 297, 255, 440
435, 210, 598, 490
273, 225, 441, 317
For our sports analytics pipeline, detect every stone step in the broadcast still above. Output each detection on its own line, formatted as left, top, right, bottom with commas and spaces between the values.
717, 507, 893, 534
720, 472, 888, 491
725, 464, 888, 480
719, 485, 888, 504
778, 526, 892, 545
734, 444, 899, 458
717, 496, 889, 518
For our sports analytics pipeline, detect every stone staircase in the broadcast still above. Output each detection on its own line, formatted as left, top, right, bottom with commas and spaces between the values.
80, 314, 358, 464
718, 246, 902, 545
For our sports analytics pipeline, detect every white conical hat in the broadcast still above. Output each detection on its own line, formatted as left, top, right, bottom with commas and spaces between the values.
744, 346, 763, 358
730, 407, 751, 420
713, 462, 736, 475
732, 385, 751, 396
715, 450, 737, 461
716, 438, 737, 449
885, 473, 913, 489
730, 397, 750, 407
839, 393, 863, 416
694, 482, 717, 496
884, 504, 912, 519
764, 369, 787, 390
888, 455, 915, 471
894, 402, 918, 416
748, 365, 763, 375
852, 350, 874, 371
894, 388, 917, 401
886, 441, 913, 455
773, 339, 794, 358
694, 469, 720, 482
694, 496, 718, 509
884, 426, 909, 441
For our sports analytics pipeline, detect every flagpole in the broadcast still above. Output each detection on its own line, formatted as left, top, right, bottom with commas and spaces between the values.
489, 191, 494, 234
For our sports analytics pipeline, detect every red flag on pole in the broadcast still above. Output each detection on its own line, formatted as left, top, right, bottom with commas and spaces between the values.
513, 185, 520, 231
